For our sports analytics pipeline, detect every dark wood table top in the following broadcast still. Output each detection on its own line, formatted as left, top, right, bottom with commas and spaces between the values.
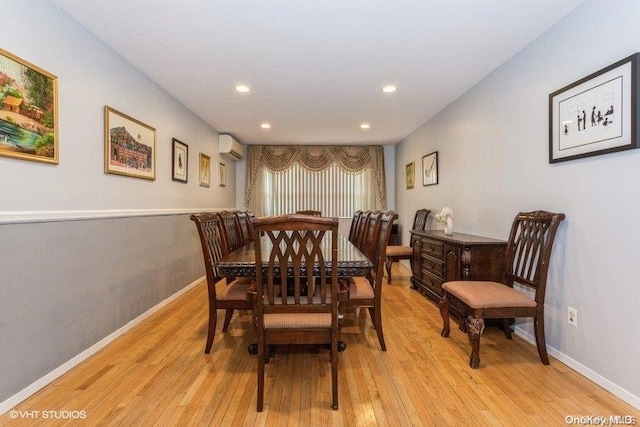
215, 234, 372, 278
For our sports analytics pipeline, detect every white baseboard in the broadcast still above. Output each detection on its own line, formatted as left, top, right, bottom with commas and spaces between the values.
0, 276, 204, 415
515, 327, 640, 410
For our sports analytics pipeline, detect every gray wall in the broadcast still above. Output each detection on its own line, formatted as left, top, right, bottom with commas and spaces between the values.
0, 214, 202, 402
395, 0, 640, 407
0, 1, 235, 405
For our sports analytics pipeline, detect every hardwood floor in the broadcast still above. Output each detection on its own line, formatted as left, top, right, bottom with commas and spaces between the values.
2, 265, 638, 426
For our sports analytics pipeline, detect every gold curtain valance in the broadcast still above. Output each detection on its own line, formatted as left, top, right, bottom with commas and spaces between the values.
245, 145, 386, 209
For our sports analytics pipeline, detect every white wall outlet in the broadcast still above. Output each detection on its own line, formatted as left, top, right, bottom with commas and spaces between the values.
568, 307, 577, 327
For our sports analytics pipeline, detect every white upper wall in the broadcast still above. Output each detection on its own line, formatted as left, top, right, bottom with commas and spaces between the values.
396, 0, 640, 407
0, 0, 235, 215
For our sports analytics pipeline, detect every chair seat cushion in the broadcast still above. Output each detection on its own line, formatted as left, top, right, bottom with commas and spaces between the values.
217, 277, 253, 301
442, 281, 537, 309
385, 245, 413, 257
348, 276, 374, 299
264, 313, 331, 329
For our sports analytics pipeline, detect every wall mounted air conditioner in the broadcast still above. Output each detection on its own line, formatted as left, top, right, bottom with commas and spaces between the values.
218, 134, 245, 162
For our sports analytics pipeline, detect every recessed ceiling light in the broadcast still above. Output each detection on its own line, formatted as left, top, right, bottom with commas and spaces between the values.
382, 85, 397, 93
261, 123, 271, 129
235, 84, 250, 93
360, 123, 371, 129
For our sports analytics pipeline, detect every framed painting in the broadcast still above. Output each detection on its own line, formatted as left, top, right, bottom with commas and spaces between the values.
104, 106, 156, 180
405, 162, 415, 189
172, 138, 188, 183
199, 153, 210, 187
549, 53, 640, 163
0, 48, 58, 164
218, 162, 226, 187
422, 151, 438, 186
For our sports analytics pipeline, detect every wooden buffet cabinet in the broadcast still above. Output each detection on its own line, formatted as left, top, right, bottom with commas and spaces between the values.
409, 230, 507, 310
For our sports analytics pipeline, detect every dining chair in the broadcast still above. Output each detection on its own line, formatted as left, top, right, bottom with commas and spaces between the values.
190, 212, 254, 354
345, 211, 398, 351
439, 210, 565, 368
348, 210, 363, 243
352, 210, 372, 251
251, 214, 341, 411
384, 208, 430, 284
296, 209, 322, 216
235, 210, 255, 245
359, 210, 383, 261
218, 210, 244, 252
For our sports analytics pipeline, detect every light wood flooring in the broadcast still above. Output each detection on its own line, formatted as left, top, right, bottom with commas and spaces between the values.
2, 265, 638, 426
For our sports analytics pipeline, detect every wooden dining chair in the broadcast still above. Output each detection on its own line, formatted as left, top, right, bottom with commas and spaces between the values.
352, 210, 372, 251
218, 210, 244, 252
384, 208, 430, 284
439, 210, 565, 368
348, 210, 363, 243
235, 210, 255, 245
190, 212, 254, 354
296, 209, 322, 216
251, 214, 340, 411
345, 211, 398, 351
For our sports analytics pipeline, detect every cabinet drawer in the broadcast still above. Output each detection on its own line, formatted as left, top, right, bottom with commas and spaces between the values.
421, 255, 443, 279
420, 271, 444, 297
421, 238, 443, 258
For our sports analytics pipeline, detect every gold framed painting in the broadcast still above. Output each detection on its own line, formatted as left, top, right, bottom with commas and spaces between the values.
0, 48, 58, 164
199, 153, 211, 187
405, 162, 415, 189
104, 106, 156, 180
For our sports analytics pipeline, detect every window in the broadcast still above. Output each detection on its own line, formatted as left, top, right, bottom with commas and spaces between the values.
245, 145, 386, 217
260, 163, 377, 217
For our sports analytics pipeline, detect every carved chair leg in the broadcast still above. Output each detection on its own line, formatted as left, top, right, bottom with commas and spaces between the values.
466, 316, 485, 369
205, 306, 217, 354
439, 295, 451, 337
222, 309, 234, 332
534, 316, 550, 365
385, 257, 393, 284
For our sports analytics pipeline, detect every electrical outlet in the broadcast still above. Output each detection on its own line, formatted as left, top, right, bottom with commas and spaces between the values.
568, 307, 577, 327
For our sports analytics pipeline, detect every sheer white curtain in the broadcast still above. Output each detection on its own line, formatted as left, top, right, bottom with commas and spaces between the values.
246, 145, 386, 217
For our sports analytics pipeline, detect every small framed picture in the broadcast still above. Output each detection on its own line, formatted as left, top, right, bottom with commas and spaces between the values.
199, 153, 210, 187
218, 162, 226, 187
171, 138, 188, 183
405, 162, 415, 189
422, 151, 438, 186
104, 106, 156, 180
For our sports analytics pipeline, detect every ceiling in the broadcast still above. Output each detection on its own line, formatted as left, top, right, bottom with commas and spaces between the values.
52, 0, 585, 146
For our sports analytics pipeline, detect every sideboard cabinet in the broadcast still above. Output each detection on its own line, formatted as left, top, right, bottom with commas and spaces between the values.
409, 230, 507, 310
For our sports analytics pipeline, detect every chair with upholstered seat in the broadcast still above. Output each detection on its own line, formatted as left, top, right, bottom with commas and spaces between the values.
439, 210, 565, 368
346, 211, 397, 351
190, 213, 254, 354
251, 214, 341, 411
384, 208, 430, 283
